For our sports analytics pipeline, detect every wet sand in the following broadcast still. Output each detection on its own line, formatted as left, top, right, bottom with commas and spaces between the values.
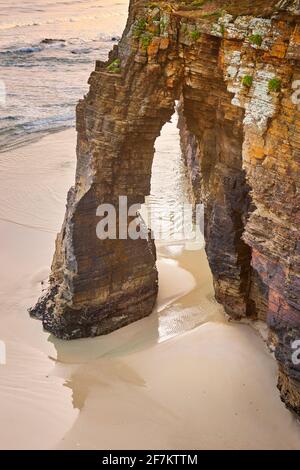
0, 129, 300, 449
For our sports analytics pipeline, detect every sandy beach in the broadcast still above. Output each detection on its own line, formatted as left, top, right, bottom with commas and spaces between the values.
0, 128, 300, 449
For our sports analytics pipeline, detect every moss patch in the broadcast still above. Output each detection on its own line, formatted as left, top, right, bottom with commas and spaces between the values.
242, 75, 253, 88
190, 30, 201, 41
106, 59, 121, 74
133, 18, 148, 38
140, 32, 154, 49
249, 33, 263, 47
268, 78, 281, 93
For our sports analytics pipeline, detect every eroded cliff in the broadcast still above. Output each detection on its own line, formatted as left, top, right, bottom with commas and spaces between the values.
31, 0, 300, 415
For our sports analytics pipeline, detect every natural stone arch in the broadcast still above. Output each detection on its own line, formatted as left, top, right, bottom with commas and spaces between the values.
31, 13, 184, 339
30, 11, 252, 340
31, 0, 300, 414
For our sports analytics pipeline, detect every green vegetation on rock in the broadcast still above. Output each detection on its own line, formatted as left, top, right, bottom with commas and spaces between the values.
242, 75, 253, 88
133, 18, 148, 38
190, 30, 201, 41
201, 10, 222, 18
268, 78, 281, 93
106, 59, 121, 74
177, 0, 211, 11
190, 1, 207, 8
140, 32, 154, 49
249, 33, 263, 47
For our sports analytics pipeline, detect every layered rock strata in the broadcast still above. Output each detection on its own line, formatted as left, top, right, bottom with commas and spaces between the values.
31, 0, 300, 415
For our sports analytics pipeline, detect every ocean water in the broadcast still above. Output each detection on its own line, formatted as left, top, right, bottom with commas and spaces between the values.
0, 0, 197, 242
0, 0, 129, 151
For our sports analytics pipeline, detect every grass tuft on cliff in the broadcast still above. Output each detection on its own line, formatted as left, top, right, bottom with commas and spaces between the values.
106, 59, 121, 74
249, 33, 263, 47
268, 78, 281, 93
190, 30, 201, 41
242, 75, 253, 88
133, 18, 148, 38
140, 32, 154, 49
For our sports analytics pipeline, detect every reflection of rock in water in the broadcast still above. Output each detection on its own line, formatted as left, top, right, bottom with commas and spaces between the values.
47, 313, 159, 412
48, 244, 225, 414
64, 361, 146, 411
63, 365, 110, 411
64, 377, 90, 411
47, 245, 223, 415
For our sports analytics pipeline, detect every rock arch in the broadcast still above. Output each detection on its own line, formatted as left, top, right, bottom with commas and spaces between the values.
31, 11, 182, 339
31, 0, 300, 414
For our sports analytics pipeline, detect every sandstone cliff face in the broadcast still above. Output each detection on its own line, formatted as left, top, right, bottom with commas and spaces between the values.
176, 0, 300, 415
31, 0, 300, 415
